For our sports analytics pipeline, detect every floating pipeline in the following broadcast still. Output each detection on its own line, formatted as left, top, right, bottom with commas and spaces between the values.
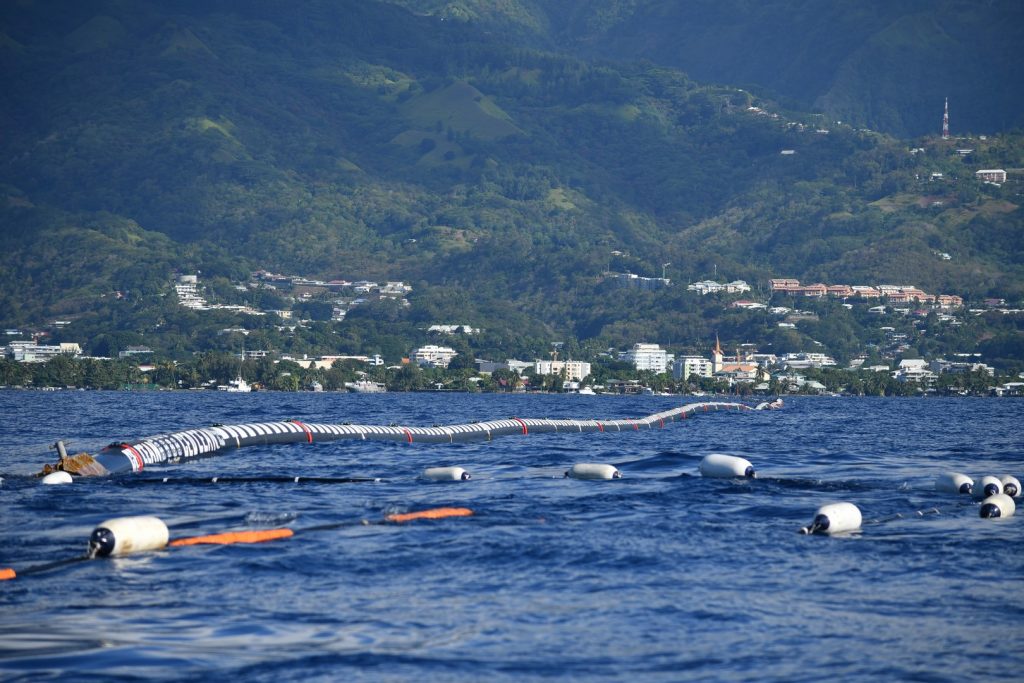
37, 401, 753, 477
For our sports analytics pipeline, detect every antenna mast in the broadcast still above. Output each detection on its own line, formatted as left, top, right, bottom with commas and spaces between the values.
942, 97, 949, 140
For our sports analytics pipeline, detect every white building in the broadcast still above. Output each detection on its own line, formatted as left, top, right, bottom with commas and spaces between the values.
621, 343, 673, 374
975, 169, 1007, 183
428, 324, 481, 335
615, 273, 671, 290
782, 352, 837, 369
893, 359, 936, 384
175, 275, 208, 309
477, 359, 532, 375
687, 280, 751, 295
534, 359, 592, 382
8, 341, 82, 362
411, 345, 458, 368
673, 355, 713, 381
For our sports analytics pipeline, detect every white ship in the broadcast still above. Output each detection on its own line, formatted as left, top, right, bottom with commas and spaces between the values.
345, 380, 386, 393
218, 376, 252, 393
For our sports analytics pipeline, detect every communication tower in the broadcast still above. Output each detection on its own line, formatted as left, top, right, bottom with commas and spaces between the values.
942, 97, 949, 139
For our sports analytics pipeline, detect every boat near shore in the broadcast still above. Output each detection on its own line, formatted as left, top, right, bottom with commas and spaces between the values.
218, 376, 252, 393
345, 380, 386, 393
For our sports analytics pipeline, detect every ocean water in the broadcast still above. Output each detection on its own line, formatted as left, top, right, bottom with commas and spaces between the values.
0, 391, 1021, 682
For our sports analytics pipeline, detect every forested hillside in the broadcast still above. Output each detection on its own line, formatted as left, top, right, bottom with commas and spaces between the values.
0, 0, 1021, 368
392, 0, 1024, 137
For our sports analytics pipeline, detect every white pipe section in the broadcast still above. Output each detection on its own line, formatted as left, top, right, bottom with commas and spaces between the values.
973, 476, 1003, 500
565, 463, 621, 480
998, 475, 1020, 498
423, 466, 471, 481
699, 454, 756, 478
979, 493, 1016, 519
935, 472, 973, 495
801, 502, 862, 535
41, 471, 73, 485
89, 516, 170, 557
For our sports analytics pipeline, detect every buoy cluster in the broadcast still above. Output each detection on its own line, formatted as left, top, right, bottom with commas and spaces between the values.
693, 455, 1019, 535
936, 471, 1019, 519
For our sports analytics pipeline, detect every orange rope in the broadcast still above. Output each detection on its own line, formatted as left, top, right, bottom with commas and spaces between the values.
385, 507, 474, 523
0, 568, 15, 581
169, 528, 295, 547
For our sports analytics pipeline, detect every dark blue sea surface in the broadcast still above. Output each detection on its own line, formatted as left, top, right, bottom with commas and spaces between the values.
1, 391, 1021, 681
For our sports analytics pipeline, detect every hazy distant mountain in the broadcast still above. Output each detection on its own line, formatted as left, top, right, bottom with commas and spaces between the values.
390, 0, 1024, 137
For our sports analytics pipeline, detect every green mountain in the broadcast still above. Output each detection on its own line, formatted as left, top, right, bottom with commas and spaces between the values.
390, 0, 1024, 137
0, 0, 1021, 366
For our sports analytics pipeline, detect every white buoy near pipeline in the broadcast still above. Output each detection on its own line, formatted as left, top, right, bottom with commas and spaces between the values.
935, 472, 973, 495
998, 475, 1020, 498
423, 466, 471, 481
699, 454, 755, 479
41, 471, 73, 485
565, 463, 621, 480
979, 493, 1016, 519
973, 476, 1003, 500
800, 502, 862, 535
89, 516, 169, 557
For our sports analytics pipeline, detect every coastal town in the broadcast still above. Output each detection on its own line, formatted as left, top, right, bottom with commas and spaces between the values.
2, 269, 1020, 397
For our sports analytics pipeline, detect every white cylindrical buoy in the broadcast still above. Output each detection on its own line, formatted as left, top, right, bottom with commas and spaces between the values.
41, 471, 73, 485
973, 476, 1003, 500
979, 493, 1016, 519
89, 516, 169, 557
423, 466, 471, 481
699, 453, 755, 479
565, 463, 621, 480
998, 475, 1020, 498
801, 502, 862, 535
935, 472, 973, 495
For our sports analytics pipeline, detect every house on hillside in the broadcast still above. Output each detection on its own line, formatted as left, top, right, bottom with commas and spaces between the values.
975, 169, 1006, 183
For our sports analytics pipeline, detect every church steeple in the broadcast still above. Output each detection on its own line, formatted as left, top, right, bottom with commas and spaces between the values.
711, 333, 724, 373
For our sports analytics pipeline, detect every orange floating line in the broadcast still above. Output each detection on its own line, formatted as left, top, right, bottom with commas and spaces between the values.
0, 568, 16, 581
169, 528, 295, 547
385, 507, 474, 524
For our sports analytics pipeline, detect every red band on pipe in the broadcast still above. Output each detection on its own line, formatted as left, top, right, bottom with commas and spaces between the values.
291, 420, 314, 444
123, 445, 144, 471
597, 421, 604, 432
402, 428, 414, 444
512, 418, 528, 435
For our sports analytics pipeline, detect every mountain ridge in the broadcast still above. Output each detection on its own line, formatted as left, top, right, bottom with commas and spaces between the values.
0, 0, 1020, 366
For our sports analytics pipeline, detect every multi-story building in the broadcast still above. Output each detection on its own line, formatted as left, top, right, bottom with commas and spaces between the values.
673, 355, 713, 381
8, 341, 82, 362
411, 345, 458, 368
534, 359, 592, 382
621, 343, 673, 374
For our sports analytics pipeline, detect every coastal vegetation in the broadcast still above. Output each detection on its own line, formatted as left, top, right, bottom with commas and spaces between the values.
0, 351, 1008, 397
